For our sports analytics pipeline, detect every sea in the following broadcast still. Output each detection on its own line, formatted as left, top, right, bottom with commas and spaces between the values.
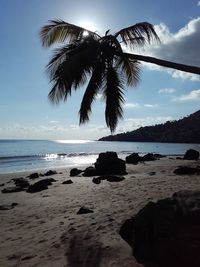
0, 139, 200, 174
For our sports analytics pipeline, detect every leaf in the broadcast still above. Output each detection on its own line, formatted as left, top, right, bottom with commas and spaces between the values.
115, 22, 160, 49
103, 67, 125, 132
40, 19, 98, 47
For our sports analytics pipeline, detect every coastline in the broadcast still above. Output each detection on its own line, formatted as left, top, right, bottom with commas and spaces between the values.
1, 157, 200, 266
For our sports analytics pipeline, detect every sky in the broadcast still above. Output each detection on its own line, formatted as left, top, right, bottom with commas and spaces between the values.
0, 0, 200, 140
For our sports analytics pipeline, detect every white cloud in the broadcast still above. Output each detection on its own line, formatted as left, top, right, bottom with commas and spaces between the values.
124, 103, 157, 109
198, 1, 200, 6
124, 102, 141, 108
50, 120, 60, 124
116, 116, 173, 132
159, 88, 176, 94
144, 104, 158, 108
173, 89, 200, 102
137, 18, 200, 81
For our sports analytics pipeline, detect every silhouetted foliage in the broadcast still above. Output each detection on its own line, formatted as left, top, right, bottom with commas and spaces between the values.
99, 110, 200, 143
40, 20, 200, 132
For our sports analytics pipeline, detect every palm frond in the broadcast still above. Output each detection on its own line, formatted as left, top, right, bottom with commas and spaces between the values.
116, 56, 140, 86
103, 67, 125, 133
40, 19, 99, 47
79, 64, 105, 124
46, 36, 102, 105
114, 22, 160, 49
48, 80, 73, 104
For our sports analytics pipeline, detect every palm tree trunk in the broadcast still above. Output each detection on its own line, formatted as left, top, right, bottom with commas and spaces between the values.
121, 52, 200, 75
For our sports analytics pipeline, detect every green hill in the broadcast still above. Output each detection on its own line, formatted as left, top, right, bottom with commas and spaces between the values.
99, 110, 200, 143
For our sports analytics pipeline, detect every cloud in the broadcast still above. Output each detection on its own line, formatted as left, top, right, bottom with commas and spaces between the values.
124, 102, 141, 108
159, 88, 176, 94
138, 18, 200, 81
198, 1, 200, 6
173, 89, 200, 102
50, 120, 60, 124
124, 103, 158, 109
116, 116, 173, 132
144, 104, 158, 108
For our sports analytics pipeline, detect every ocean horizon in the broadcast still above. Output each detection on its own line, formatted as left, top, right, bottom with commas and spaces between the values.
0, 139, 200, 174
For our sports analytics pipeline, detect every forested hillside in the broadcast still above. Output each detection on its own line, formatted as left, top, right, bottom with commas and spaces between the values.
99, 110, 200, 143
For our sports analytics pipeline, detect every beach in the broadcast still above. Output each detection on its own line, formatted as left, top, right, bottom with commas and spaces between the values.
1, 156, 200, 267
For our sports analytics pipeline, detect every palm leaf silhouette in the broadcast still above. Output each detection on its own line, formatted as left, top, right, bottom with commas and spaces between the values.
40, 20, 200, 132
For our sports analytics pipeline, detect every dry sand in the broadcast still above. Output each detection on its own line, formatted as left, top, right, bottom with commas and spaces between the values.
0, 157, 200, 267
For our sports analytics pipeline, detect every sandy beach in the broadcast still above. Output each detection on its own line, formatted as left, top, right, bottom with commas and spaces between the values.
1, 157, 200, 267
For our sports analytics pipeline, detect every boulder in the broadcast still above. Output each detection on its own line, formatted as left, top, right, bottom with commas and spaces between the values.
154, 153, 165, 158
126, 153, 142, 164
77, 207, 94, 215
183, 149, 199, 160
0, 183, 4, 187
2, 186, 22, 193
148, 172, 156, 176
174, 166, 200, 175
62, 180, 73, 184
0, 203, 18, 210
70, 168, 82, 176
119, 190, 200, 267
142, 153, 156, 161
106, 175, 125, 182
95, 151, 126, 175
92, 177, 101, 184
26, 178, 55, 193
28, 172, 39, 179
12, 178, 30, 189
44, 170, 57, 176
82, 166, 98, 177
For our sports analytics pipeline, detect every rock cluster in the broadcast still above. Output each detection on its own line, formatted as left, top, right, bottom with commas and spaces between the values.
72, 151, 127, 177
125, 153, 163, 164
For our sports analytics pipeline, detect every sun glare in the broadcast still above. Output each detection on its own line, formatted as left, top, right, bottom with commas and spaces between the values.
78, 20, 97, 32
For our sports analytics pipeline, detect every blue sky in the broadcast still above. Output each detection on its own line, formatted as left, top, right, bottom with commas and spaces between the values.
0, 0, 200, 140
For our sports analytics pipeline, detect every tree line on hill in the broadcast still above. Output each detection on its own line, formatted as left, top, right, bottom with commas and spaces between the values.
99, 110, 200, 143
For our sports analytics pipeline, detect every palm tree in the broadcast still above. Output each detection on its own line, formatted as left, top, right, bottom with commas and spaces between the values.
40, 20, 200, 132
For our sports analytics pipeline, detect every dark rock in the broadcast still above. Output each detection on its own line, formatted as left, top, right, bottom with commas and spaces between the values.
176, 157, 182, 160
0, 203, 18, 210
98, 151, 118, 161
44, 170, 57, 176
0, 204, 16, 210
148, 172, 156, 176
62, 180, 73, 184
12, 178, 30, 189
1, 187, 22, 193
11, 202, 18, 206
26, 178, 54, 193
106, 175, 125, 182
95, 151, 126, 175
154, 153, 165, 158
77, 207, 94, 215
28, 172, 39, 179
119, 190, 200, 267
0, 183, 4, 187
70, 168, 82, 176
142, 153, 156, 161
47, 178, 57, 182
82, 166, 98, 177
183, 149, 199, 160
92, 177, 101, 184
126, 153, 142, 164
174, 166, 200, 175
